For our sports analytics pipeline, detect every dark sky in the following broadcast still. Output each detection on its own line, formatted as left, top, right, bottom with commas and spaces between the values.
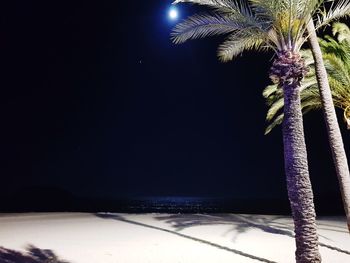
1, 0, 349, 202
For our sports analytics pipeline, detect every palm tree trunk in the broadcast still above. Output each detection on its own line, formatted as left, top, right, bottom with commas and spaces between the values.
283, 81, 321, 263
307, 20, 350, 232
271, 51, 321, 263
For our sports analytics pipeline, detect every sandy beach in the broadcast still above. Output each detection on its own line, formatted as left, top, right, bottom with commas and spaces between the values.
0, 213, 349, 263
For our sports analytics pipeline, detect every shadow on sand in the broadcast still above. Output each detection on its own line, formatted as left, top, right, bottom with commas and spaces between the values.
95, 213, 278, 263
154, 214, 350, 255
156, 214, 293, 239
0, 245, 69, 263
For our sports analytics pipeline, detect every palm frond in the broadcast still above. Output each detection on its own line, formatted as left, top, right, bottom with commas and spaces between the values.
264, 83, 322, 134
263, 84, 280, 99
264, 90, 324, 135
265, 96, 284, 121
300, 49, 315, 65
332, 22, 350, 43
250, 0, 320, 49
217, 32, 265, 61
264, 78, 317, 117
264, 22, 350, 133
173, 0, 254, 18
173, 0, 241, 9
265, 114, 284, 134
319, 35, 350, 61
249, 0, 287, 18
299, 0, 324, 19
316, 0, 350, 29
171, 13, 247, 44
323, 52, 350, 86
328, 75, 350, 102
171, 0, 268, 45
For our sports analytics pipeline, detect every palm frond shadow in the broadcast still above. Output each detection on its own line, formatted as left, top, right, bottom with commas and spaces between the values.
317, 218, 349, 233
95, 213, 278, 263
0, 245, 70, 263
154, 214, 350, 255
156, 214, 293, 240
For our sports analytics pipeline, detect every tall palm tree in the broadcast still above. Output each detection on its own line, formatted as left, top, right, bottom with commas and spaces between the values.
306, 1, 350, 232
264, 22, 350, 231
171, 0, 321, 262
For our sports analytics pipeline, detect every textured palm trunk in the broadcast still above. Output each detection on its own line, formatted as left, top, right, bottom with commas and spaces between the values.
307, 20, 350, 232
271, 51, 321, 263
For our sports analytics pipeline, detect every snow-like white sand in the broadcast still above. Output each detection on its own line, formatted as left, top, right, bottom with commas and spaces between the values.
0, 213, 349, 263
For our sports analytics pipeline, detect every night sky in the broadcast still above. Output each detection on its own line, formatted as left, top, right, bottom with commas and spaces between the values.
1, 1, 349, 208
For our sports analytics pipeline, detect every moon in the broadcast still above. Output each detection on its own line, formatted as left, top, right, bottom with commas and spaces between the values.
169, 8, 179, 20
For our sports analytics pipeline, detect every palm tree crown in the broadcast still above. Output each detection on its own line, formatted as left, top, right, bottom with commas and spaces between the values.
264, 22, 350, 134
172, 0, 323, 62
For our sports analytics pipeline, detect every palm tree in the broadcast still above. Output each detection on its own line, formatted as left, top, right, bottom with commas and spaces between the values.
264, 22, 350, 231
306, 1, 350, 231
171, 0, 321, 262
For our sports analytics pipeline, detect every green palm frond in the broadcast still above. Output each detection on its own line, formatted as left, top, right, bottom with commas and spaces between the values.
172, 0, 350, 60
173, 0, 254, 18
263, 84, 280, 101
332, 22, 350, 43
264, 84, 322, 135
249, 0, 316, 19
249, 0, 288, 19
171, 0, 270, 44
319, 35, 350, 63
171, 13, 252, 44
172, 0, 273, 60
265, 96, 284, 121
300, 49, 316, 66
265, 114, 284, 135
328, 76, 350, 104
323, 52, 350, 85
264, 87, 324, 135
172, 0, 323, 64
250, 0, 320, 49
264, 22, 350, 134
264, 78, 318, 120
217, 32, 265, 61
299, 0, 324, 19
316, 0, 350, 29
173, 0, 241, 9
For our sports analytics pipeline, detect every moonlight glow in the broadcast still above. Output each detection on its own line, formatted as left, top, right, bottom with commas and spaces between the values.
169, 8, 179, 20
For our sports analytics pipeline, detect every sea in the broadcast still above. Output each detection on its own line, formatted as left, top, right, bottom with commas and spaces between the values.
95, 196, 292, 214
1, 190, 343, 214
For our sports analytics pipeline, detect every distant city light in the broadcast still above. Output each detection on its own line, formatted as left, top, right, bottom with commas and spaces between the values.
169, 7, 179, 20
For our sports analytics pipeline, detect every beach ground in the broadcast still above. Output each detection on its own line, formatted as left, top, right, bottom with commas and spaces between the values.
0, 213, 349, 263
